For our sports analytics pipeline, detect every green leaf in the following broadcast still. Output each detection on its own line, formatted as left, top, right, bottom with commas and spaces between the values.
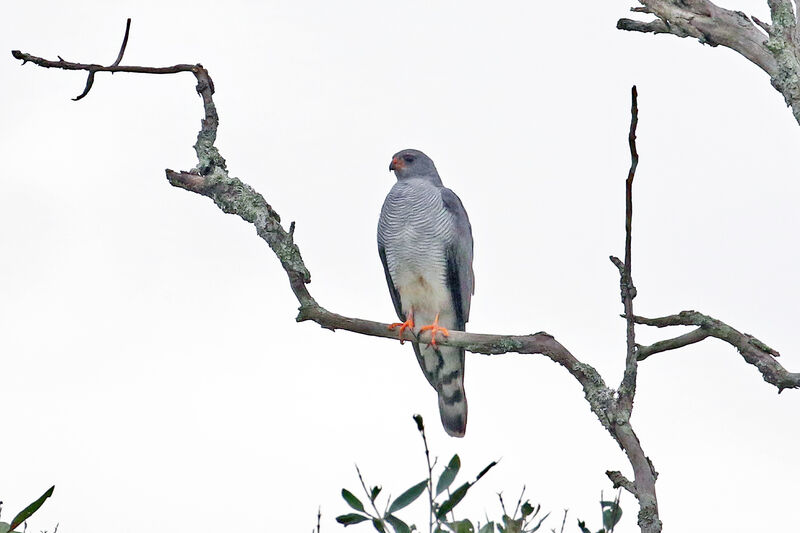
0, 522, 10, 533
342, 489, 366, 513
520, 502, 534, 517
373, 518, 387, 532
436, 455, 461, 496
577, 519, 591, 533
602, 501, 622, 530
385, 514, 411, 533
478, 522, 495, 533
10, 485, 54, 531
454, 519, 474, 533
337, 513, 370, 526
474, 461, 497, 482
371, 485, 382, 502
388, 480, 428, 514
436, 482, 469, 519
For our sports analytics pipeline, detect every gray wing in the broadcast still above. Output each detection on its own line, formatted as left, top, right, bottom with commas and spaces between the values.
441, 187, 474, 330
378, 243, 404, 321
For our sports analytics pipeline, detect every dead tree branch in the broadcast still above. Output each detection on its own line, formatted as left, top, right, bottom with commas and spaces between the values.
611, 86, 640, 415
11, 19, 797, 533
617, 0, 800, 125
635, 311, 800, 391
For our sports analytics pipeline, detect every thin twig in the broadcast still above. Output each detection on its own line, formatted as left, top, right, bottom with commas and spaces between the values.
111, 18, 132, 67
512, 485, 526, 518
637, 328, 711, 360
558, 509, 568, 533
355, 465, 383, 520
413, 415, 435, 533
498, 492, 507, 517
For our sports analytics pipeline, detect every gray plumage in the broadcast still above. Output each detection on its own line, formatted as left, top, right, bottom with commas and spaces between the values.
377, 149, 474, 437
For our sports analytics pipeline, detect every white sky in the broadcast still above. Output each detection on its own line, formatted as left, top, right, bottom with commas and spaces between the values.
2, 1, 799, 532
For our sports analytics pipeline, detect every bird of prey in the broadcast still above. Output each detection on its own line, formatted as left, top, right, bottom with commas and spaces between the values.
377, 149, 474, 437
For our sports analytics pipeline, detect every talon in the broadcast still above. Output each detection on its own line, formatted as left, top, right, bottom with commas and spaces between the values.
388, 309, 414, 344
419, 313, 450, 348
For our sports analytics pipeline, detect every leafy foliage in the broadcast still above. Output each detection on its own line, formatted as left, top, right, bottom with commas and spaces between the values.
335, 415, 497, 533
0, 485, 55, 533
577, 492, 623, 533
332, 416, 624, 533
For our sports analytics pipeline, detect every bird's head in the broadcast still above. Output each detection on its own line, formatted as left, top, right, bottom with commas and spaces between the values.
389, 149, 440, 181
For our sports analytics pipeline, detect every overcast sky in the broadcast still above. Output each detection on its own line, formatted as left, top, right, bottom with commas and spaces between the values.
2, 1, 799, 532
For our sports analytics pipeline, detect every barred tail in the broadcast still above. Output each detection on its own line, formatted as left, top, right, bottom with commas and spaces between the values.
413, 317, 468, 437
438, 371, 467, 438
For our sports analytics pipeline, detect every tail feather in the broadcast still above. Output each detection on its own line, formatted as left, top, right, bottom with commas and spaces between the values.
414, 340, 468, 437
438, 378, 467, 438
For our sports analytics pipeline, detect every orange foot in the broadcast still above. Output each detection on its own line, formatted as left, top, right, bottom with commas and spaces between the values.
388, 309, 414, 345
419, 313, 450, 348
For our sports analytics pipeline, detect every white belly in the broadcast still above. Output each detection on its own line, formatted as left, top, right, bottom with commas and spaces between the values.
394, 264, 451, 318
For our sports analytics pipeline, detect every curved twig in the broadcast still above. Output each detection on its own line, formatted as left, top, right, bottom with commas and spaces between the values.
637, 328, 711, 361
111, 18, 132, 67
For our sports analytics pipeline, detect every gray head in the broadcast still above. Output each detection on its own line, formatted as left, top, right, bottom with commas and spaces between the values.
389, 149, 442, 184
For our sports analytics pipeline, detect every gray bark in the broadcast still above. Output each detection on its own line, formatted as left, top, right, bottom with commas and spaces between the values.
618, 0, 800, 125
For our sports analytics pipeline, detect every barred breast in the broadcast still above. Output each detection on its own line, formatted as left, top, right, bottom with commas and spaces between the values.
377, 178, 456, 317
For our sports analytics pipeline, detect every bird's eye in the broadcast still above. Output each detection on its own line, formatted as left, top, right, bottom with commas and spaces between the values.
403, 154, 415, 163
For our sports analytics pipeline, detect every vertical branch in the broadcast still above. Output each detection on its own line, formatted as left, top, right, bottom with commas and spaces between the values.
612, 86, 640, 413
607, 86, 661, 533
110, 18, 132, 67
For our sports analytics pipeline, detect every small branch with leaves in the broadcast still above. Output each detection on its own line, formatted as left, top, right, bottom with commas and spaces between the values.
336, 415, 498, 533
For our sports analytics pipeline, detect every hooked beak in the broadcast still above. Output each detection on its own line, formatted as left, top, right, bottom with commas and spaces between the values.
389, 156, 404, 172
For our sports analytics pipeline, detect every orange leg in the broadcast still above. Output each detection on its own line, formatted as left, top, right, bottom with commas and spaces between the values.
419, 313, 450, 348
388, 308, 415, 345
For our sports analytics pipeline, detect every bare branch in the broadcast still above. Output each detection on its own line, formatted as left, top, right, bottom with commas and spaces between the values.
616, 86, 640, 414
618, 1, 776, 75
637, 328, 711, 360
635, 311, 799, 391
617, 0, 800, 125
11, 50, 197, 75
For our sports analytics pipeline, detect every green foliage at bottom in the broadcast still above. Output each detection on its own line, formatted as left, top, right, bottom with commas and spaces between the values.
1, 485, 55, 533
329, 416, 624, 533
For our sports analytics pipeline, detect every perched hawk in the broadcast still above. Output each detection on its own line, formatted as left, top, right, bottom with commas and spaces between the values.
377, 149, 474, 437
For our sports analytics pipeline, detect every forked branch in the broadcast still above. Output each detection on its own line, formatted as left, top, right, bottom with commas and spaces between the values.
635, 311, 800, 391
